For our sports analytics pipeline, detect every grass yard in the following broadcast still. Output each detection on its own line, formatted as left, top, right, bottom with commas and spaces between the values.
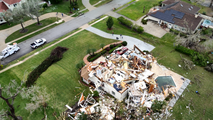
5, 17, 60, 43
90, 0, 100, 5
0, 30, 118, 119
94, 0, 112, 7
0, 17, 31, 30
42, 0, 85, 15
117, 0, 161, 21
93, 16, 213, 119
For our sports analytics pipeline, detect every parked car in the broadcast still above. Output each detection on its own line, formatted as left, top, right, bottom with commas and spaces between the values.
31, 38, 46, 49
0, 43, 20, 60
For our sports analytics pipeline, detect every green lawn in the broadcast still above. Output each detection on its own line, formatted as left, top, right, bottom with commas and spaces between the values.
0, 30, 118, 120
94, 0, 112, 7
93, 16, 213, 119
0, 17, 31, 30
90, 0, 100, 5
5, 17, 59, 43
117, 0, 161, 20
42, 0, 85, 15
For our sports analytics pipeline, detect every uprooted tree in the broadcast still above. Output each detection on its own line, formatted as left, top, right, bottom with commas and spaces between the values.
26, 46, 68, 87
0, 80, 23, 120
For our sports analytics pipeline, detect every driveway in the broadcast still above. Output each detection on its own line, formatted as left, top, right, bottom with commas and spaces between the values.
136, 16, 168, 38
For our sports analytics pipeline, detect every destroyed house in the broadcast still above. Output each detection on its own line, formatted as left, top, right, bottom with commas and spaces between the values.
81, 46, 157, 101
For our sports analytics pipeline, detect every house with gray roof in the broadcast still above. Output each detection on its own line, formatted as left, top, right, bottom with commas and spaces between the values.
147, 0, 203, 33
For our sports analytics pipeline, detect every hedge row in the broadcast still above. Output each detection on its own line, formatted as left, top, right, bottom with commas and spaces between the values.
26, 46, 68, 87
87, 41, 127, 62
109, 44, 122, 54
175, 45, 196, 56
117, 16, 133, 28
175, 45, 209, 67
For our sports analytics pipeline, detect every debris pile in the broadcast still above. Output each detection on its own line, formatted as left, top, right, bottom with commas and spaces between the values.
71, 45, 187, 119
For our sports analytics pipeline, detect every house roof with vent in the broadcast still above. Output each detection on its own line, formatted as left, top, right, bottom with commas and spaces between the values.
162, 0, 180, 5
162, 0, 200, 14
0, 1, 8, 12
3, 0, 21, 5
150, 9, 185, 24
149, 8, 202, 31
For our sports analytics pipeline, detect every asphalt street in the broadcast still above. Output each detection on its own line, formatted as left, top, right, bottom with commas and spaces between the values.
1, 0, 131, 65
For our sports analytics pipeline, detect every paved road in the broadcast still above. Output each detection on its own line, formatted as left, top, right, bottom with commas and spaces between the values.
1, 0, 131, 65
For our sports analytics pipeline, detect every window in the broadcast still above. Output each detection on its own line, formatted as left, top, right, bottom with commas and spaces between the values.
13, 4, 17, 7
112, 91, 115, 95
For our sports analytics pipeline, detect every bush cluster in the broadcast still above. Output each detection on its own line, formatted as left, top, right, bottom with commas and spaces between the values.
132, 25, 144, 33
26, 46, 68, 87
121, 41, 127, 46
117, 16, 133, 28
175, 45, 209, 67
205, 64, 213, 72
43, 3, 48, 9
175, 45, 195, 56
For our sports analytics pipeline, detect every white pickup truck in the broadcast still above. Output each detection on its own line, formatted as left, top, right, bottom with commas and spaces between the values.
0, 43, 20, 60
31, 38, 46, 49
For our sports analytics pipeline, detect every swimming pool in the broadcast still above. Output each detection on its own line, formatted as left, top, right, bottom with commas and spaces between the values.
155, 76, 176, 92
202, 19, 213, 27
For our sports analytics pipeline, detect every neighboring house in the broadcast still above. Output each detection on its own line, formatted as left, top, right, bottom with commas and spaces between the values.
0, 1, 8, 23
148, 0, 203, 33
0, 0, 25, 24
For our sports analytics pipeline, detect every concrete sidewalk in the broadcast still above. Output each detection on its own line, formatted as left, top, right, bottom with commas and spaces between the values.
86, 26, 155, 52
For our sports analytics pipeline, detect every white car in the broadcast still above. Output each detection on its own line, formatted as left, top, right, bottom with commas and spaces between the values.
0, 43, 20, 60
31, 38, 46, 49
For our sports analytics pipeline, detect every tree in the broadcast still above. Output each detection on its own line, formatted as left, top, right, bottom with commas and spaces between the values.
0, 80, 23, 120
20, 86, 50, 116
77, 112, 88, 120
50, 0, 63, 4
100, 43, 105, 49
106, 16, 114, 30
1, 10, 13, 25
27, 0, 43, 25
87, 49, 91, 55
12, 5, 28, 33
91, 49, 96, 55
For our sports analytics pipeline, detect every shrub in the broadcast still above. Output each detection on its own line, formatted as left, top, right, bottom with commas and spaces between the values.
110, 44, 114, 49
169, 28, 174, 32
0, 64, 3, 69
88, 53, 102, 62
43, 3, 48, 9
165, 93, 173, 101
122, 41, 127, 46
205, 64, 213, 72
50, 0, 63, 4
143, 50, 150, 54
137, 26, 144, 33
117, 16, 133, 28
202, 12, 206, 15
132, 24, 139, 31
175, 45, 196, 56
141, 16, 148, 25
151, 100, 167, 113
93, 91, 99, 97
101, 50, 107, 55
26, 46, 68, 87
191, 52, 208, 67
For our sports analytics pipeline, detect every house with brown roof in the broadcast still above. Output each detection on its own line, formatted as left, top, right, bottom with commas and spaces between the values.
147, 0, 203, 33
0, 0, 26, 24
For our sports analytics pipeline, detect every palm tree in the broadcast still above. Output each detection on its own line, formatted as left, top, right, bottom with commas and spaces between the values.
91, 49, 96, 55
100, 43, 105, 49
87, 49, 91, 55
